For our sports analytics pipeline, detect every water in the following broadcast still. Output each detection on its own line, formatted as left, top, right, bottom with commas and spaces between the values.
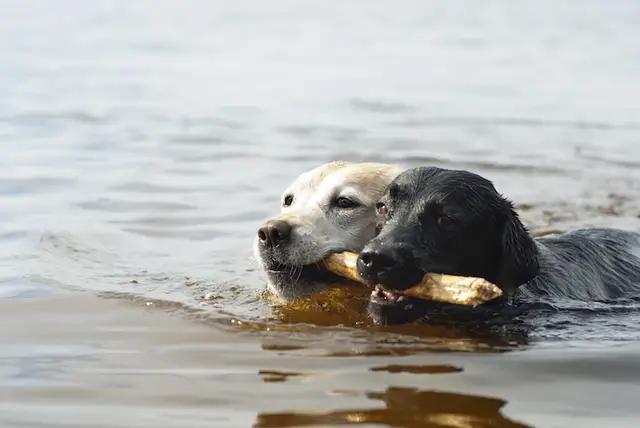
2, 1, 640, 426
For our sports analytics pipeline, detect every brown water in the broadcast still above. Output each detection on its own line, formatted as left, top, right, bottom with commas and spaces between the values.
2, 1, 640, 427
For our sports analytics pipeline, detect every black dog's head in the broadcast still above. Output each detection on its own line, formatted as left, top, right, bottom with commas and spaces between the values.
357, 167, 539, 323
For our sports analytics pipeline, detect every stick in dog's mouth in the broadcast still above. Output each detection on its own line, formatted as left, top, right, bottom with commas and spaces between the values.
322, 252, 502, 307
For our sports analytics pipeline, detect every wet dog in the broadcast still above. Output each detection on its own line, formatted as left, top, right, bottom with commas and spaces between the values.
255, 161, 402, 300
358, 166, 640, 324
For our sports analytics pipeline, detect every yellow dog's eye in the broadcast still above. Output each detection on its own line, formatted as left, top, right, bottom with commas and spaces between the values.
283, 194, 294, 207
376, 202, 389, 219
336, 197, 359, 209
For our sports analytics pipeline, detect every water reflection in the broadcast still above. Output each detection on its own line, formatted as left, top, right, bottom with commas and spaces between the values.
268, 284, 372, 326
369, 364, 462, 374
258, 370, 311, 383
255, 322, 524, 356
255, 387, 528, 427
247, 284, 528, 355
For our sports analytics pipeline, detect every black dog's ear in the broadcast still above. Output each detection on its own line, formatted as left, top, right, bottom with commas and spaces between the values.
497, 203, 539, 294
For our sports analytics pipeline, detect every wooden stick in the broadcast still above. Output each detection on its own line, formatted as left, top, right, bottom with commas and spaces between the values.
323, 252, 502, 307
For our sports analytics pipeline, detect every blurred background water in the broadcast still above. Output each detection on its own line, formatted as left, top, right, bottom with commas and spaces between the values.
1, 1, 640, 427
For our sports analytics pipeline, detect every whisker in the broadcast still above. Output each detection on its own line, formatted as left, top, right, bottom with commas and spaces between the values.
289, 266, 299, 283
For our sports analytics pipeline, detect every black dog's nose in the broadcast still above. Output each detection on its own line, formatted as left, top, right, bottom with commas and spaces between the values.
257, 220, 292, 247
358, 250, 395, 284
358, 246, 424, 290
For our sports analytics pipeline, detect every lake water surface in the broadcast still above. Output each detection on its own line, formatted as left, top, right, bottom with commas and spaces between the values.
2, 1, 640, 427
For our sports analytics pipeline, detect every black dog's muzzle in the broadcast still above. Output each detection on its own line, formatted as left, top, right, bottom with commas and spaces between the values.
357, 242, 424, 291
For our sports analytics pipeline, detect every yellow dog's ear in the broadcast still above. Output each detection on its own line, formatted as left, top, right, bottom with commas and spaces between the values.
497, 201, 539, 294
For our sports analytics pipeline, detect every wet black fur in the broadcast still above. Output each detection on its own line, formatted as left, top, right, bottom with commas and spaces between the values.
360, 167, 640, 324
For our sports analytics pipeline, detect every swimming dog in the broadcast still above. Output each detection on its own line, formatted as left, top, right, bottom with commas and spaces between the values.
358, 166, 640, 324
255, 161, 402, 300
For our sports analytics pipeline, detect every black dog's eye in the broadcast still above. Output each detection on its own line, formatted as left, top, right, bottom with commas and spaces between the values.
336, 196, 359, 209
283, 194, 294, 207
376, 202, 390, 219
436, 215, 454, 227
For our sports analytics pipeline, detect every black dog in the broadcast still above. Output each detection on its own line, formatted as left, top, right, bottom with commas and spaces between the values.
357, 167, 640, 324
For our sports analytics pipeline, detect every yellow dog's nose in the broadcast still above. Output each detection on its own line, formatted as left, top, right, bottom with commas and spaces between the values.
257, 220, 292, 248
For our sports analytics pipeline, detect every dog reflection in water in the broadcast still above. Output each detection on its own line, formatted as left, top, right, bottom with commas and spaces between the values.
254, 386, 526, 428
